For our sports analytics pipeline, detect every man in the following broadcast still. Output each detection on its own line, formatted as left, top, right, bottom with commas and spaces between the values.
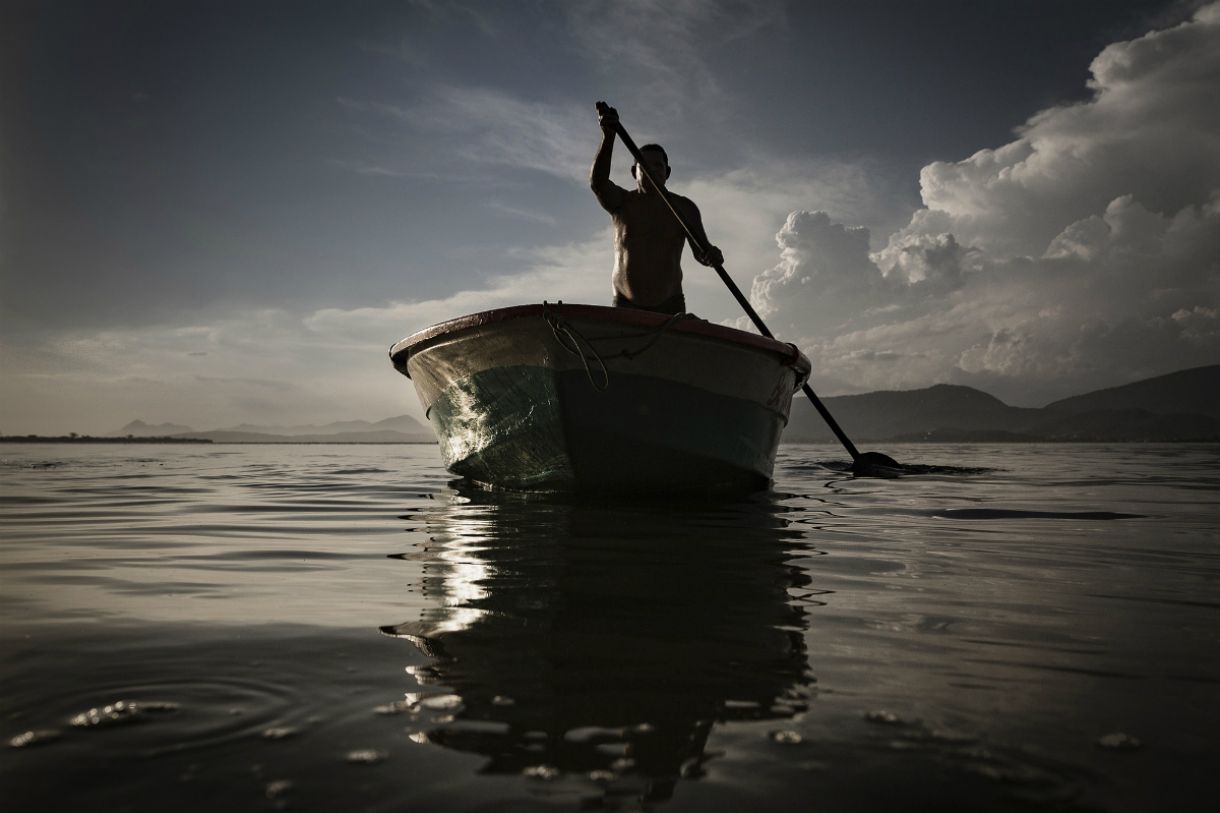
590, 102, 724, 315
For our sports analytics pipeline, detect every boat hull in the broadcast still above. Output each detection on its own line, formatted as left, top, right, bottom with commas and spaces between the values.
390, 305, 809, 492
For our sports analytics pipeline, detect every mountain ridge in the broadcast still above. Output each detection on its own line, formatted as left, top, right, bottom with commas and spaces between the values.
1044, 365, 1220, 419
786, 365, 1220, 442
110, 415, 434, 443
106, 365, 1219, 444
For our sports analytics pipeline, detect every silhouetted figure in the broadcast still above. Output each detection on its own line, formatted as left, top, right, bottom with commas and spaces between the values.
590, 102, 724, 315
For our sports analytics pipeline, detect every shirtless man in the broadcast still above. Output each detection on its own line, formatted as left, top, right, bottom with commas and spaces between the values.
590, 102, 724, 315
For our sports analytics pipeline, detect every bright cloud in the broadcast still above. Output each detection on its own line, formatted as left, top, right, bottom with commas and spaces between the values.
751, 3, 1220, 405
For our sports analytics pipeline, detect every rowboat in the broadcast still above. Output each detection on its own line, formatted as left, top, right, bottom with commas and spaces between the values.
389, 303, 811, 492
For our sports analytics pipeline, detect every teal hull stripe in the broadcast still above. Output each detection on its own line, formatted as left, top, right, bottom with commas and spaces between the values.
428, 365, 785, 491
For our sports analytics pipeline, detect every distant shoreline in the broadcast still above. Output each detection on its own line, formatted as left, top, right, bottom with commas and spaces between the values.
3, 436, 1215, 446
781, 438, 1220, 444
0, 437, 438, 444
0, 436, 213, 444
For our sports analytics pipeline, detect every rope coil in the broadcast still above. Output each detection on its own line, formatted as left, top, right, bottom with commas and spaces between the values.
543, 301, 610, 392
542, 302, 694, 392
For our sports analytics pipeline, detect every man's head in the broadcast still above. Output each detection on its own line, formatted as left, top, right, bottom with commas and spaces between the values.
631, 144, 671, 191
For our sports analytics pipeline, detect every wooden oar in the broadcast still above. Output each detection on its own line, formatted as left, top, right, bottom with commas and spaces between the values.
601, 103, 901, 475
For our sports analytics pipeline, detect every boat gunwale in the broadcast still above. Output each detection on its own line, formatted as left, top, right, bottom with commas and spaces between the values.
389, 303, 806, 376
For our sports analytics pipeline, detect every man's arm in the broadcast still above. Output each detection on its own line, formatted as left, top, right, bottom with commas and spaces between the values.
590, 102, 624, 213
680, 197, 725, 268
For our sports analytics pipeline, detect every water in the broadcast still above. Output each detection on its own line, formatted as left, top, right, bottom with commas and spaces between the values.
2, 443, 1218, 811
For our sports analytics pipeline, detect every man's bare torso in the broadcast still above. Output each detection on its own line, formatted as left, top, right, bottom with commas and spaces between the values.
599, 184, 696, 306
590, 104, 720, 310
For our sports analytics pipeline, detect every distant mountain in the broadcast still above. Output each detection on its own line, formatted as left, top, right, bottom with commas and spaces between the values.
786, 366, 1220, 443
112, 419, 196, 437
1031, 408, 1220, 442
216, 415, 430, 438
786, 384, 1042, 442
108, 365, 1219, 445
110, 415, 434, 443
1044, 365, 1220, 419
174, 429, 431, 444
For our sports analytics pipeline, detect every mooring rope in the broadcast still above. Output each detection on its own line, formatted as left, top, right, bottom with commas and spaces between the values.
543, 301, 610, 392
595, 309, 692, 361
541, 302, 695, 392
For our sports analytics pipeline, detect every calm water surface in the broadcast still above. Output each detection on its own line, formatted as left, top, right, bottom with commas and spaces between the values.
2, 443, 1218, 811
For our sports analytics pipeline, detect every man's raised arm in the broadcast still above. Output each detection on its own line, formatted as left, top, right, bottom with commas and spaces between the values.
590, 101, 624, 213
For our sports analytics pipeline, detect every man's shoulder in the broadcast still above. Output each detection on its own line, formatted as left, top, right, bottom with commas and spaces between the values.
624, 189, 696, 206
592, 178, 628, 212
666, 191, 700, 213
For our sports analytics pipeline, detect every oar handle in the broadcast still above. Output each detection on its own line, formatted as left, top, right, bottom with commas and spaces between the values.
611, 119, 863, 462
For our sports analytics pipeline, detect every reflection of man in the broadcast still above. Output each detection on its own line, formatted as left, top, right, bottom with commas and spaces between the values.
383, 496, 812, 806
590, 102, 724, 315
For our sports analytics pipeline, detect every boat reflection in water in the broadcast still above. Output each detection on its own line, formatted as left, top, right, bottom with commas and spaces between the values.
381, 489, 817, 806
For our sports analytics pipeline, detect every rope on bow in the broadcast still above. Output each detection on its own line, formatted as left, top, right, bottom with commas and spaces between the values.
543, 301, 610, 392
541, 302, 697, 392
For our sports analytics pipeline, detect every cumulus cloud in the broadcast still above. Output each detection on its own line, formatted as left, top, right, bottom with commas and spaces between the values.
751, 4, 1220, 404
750, 212, 884, 326
898, 6, 1220, 258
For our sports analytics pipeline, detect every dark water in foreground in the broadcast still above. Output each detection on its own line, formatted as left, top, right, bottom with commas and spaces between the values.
2, 443, 1218, 812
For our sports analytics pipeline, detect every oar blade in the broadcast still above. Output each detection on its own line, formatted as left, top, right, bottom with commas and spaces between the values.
851, 451, 903, 478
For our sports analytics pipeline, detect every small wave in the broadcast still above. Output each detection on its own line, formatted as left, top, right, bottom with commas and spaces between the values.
0, 459, 65, 470
894, 463, 997, 475
930, 508, 1146, 520
788, 461, 997, 476
71, 699, 180, 729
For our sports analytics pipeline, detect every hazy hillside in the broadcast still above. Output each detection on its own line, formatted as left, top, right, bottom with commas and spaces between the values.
219, 415, 428, 436
110, 415, 434, 443
786, 384, 1042, 442
786, 368, 1220, 442
1031, 408, 1220, 442
112, 420, 196, 437
1044, 365, 1220, 418
173, 429, 432, 443
104, 366, 1218, 445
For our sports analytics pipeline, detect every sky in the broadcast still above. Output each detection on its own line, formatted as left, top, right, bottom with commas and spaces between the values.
2, 0, 1217, 434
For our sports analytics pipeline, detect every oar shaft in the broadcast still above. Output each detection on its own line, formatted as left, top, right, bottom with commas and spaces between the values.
612, 120, 863, 463
801, 383, 862, 460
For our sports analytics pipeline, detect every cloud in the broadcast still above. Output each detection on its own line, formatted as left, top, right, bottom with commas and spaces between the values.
13, 4, 1214, 432
338, 1, 791, 186
1, 139, 904, 434
749, 211, 885, 328
665, 156, 916, 319
886, 2, 1220, 259
339, 88, 593, 183
486, 201, 558, 226
0, 235, 615, 434
564, 0, 786, 121
2, 311, 374, 435
748, 4, 1220, 404
752, 195, 1219, 405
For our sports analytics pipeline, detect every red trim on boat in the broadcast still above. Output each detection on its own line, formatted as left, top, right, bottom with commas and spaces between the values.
389, 303, 805, 373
